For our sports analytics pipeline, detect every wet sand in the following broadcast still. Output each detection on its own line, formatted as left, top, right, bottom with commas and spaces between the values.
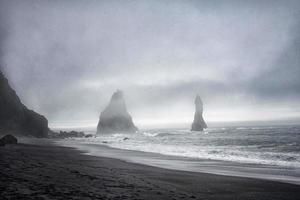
57, 140, 300, 185
1, 142, 300, 200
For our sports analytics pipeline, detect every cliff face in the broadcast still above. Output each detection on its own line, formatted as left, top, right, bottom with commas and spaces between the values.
191, 95, 207, 131
97, 90, 138, 134
0, 71, 49, 137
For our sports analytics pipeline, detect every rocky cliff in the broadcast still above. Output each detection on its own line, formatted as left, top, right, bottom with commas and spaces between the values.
0, 71, 49, 137
191, 95, 207, 131
97, 90, 138, 134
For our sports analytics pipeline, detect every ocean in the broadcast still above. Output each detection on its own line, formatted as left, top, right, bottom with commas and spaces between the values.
56, 125, 300, 184
60, 125, 300, 167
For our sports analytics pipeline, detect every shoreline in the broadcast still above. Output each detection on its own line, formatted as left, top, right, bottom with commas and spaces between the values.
2, 139, 300, 199
54, 139, 300, 186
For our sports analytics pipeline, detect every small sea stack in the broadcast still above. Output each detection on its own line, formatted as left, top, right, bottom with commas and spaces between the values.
97, 90, 138, 134
191, 95, 207, 131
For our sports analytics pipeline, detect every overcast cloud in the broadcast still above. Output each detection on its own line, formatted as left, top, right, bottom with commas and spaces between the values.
1, 0, 300, 128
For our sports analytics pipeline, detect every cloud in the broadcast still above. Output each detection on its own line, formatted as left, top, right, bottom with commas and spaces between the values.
1, 0, 300, 127
246, 18, 300, 100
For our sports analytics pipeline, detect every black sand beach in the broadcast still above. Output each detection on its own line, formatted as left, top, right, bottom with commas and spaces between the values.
1, 142, 300, 200
57, 139, 300, 186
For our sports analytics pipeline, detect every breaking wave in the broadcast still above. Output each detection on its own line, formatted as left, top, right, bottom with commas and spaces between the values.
65, 125, 300, 168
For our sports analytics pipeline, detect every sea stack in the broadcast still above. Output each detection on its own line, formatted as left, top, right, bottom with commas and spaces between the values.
191, 95, 207, 131
97, 90, 138, 134
0, 71, 49, 137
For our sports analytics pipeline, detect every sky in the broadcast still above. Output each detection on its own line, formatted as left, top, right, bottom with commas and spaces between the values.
0, 0, 300, 129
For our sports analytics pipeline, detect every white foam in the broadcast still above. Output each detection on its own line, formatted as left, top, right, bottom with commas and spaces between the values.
63, 128, 300, 168
54, 126, 300, 187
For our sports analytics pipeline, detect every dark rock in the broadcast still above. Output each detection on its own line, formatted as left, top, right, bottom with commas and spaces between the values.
97, 90, 138, 134
85, 134, 94, 138
0, 71, 49, 137
123, 137, 129, 141
49, 130, 85, 138
0, 134, 18, 146
191, 95, 207, 131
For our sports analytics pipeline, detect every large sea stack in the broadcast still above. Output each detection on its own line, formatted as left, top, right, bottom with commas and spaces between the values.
191, 95, 207, 131
97, 90, 138, 134
0, 71, 49, 137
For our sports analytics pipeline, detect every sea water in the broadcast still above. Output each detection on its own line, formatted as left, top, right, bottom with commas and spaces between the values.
63, 125, 300, 168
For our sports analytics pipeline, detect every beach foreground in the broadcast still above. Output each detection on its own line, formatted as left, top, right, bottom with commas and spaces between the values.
1, 143, 300, 200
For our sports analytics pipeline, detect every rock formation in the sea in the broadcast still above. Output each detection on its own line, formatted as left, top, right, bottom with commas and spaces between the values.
97, 90, 138, 134
49, 130, 85, 139
0, 71, 49, 137
191, 95, 207, 131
